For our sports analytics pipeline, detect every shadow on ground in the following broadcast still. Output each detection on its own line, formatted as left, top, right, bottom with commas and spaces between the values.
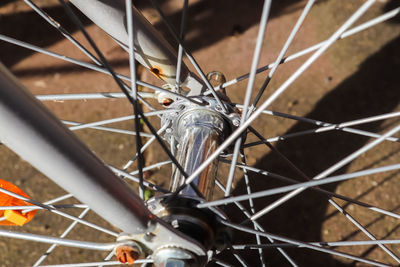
224, 31, 400, 267
1, 0, 399, 266
1, 0, 308, 69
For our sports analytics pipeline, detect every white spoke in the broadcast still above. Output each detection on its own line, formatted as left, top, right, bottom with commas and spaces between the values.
250, 124, 400, 220
181, 0, 376, 192
63, 120, 153, 138
68, 110, 171, 131
148, 0, 228, 112
248, 0, 315, 114
34, 208, 91, 267
242, 110, 400, 147
39, 259, 153, 267
250, 0, 376, 114
214, 181, 297, 266
0, 34, 198, 104
23, 0, 102, 65
240, 152, 266, 267
226, 0, 272, 197
175, 0, 188, 89
97, 251, 115, 267
0, 204, 86, 210
0, 230, 115, 250
122, 123, 169, 170
198, 163, 400, 208
109, 162, 170, 193
222, 160, 400, 220
36, 92, 154, 101
327, 198, 400, 262
0, 187, 55, 211
0, 194, 73, 223
221, 221, 390, 267
207, 7, 400, 93
0, 187, 116, 237
233, 239, 400, 249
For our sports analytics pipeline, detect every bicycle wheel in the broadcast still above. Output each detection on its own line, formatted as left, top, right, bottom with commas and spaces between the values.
0, 0, 400, 266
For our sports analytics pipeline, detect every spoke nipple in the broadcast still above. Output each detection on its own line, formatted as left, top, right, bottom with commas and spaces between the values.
115, 245, 140, 265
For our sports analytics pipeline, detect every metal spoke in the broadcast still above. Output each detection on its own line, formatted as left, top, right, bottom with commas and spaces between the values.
97, 251, 114, 267
237, 108, 400, 131
249, 124, 400, 219
225, 0, 272, 197
63, 120, 153, 138
243, 110, 400, 147
212, 258, 235, 267
68, 110, 171, 131
221, 160, 400, 220
247, 0, 375, 117
33, 208, 91, 266
0, 35, 199, 105
245, 122, 400, 263
147, 0, 228, 112
214, 181, 297, 266
0, 230, 116, 250
175, 0, 188, 89
122, 123, 169, 171
51, 209, 118, 237
327, 199, 400, 263
0, 204, 86, 210
0, 193, 72, 223
228, 243, 250, 267
240, 151, 266, 267
177, 0, 376, 194
0, 187, 55, 211
109, 164, 170, 193
198, 163, 400, 208
39, 259, 153, 267
126, 0, 145, 199
0, 187, 116, 237
207, 6, 400, 93
23, 0, 102, 65
232, 239, 400, 249
221, 220, 390, 267
36, 92, 154, 101
248, 0, 315, 114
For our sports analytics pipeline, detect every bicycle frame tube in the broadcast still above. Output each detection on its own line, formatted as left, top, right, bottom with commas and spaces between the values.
0, 62, 152, 234
69, 0, 204, 95
0, 62, 207, 260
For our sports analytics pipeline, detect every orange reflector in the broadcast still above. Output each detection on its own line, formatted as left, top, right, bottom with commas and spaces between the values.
0, 179, 36, 226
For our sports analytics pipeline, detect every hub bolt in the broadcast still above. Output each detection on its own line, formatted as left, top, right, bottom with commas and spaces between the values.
115, 245, 140, 265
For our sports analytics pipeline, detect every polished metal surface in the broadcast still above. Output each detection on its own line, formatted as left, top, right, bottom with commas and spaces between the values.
161, 97, 239, 200
171, 114, 223, 200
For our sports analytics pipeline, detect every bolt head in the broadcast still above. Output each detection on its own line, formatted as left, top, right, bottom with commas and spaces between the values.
162, 98, 173, 106
232, 119, 240, 127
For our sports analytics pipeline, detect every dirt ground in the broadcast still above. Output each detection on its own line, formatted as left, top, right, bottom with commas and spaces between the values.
0, 0, 399, 266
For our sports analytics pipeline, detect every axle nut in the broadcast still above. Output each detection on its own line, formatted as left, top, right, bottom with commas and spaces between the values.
115, 245, 140, 265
